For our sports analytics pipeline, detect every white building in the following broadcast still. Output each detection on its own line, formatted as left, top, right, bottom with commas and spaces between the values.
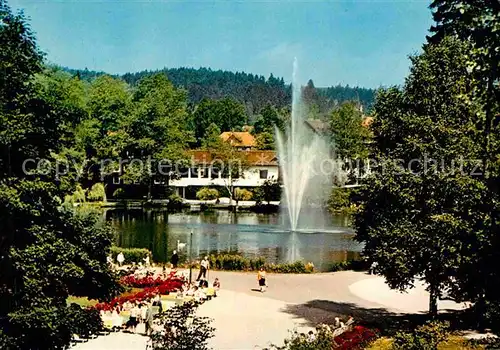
170, 149, 279, 199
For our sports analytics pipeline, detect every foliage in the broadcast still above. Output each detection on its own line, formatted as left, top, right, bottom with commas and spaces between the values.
67, 303, 103, 338
333, 325, 379, 349
192, 97, 247, 144
199, 254, 314, 273
64, 183, 87, 204
109, 246, 152, 264
167, 193, 184, 210
87, 182, 106, 202
327, 259, 369, 272
393, 321, 450, 350
201, 122, 222, 150
113, 187, 126, 199
196, 187, 219, 201
327, 187, 356, 215
234, 187, 253, 203
353, 37, 491, 316
330, 101, 371, 159
150, 301, 215, 350
264, 324, 335, 350
95, 272, 184, 311
253, 179, 282, 205
255, 131, 275, 150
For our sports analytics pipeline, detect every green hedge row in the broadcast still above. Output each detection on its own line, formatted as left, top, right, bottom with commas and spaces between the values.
327, 259, 369, 272
188, 254, 315, 273
110, 246, 152, 264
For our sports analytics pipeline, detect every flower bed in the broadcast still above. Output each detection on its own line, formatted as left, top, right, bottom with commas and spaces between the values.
94, 273, 185, 311
120, 274, 179, 288
333, 325, 379, 349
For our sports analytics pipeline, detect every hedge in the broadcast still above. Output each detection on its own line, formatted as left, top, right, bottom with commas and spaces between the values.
110, 246, 152, 264
189, 253, 315, 273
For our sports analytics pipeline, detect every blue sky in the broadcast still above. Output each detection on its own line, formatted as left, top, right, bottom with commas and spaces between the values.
11, 0, 433, 88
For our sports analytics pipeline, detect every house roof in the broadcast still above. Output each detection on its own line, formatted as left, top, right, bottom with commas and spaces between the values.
305, 119, 330, 134
362, 116, 374, 128
190, 150, 278, 166
220, 131, 256, 148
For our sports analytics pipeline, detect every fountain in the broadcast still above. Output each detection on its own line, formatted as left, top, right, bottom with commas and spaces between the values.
275, 58, 333, 231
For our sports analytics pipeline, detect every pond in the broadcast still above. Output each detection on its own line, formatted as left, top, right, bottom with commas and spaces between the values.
107, 209, 363, 271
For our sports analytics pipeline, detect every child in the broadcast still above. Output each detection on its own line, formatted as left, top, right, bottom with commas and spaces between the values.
257, 267, 266, 292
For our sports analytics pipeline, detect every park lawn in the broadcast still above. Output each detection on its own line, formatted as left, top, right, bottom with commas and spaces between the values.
367, 335, 484, 349
67, 288, 144, 308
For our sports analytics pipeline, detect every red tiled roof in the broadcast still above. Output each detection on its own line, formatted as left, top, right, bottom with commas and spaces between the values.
189, 150, 277, 166
220, 132, 256, 148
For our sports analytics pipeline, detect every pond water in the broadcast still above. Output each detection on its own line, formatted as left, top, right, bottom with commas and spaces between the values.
107, 209, 363, 271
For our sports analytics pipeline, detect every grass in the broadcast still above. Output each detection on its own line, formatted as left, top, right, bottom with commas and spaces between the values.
366, 335, 485, 350
67, 296, 98, 308
66, 288, 144, 308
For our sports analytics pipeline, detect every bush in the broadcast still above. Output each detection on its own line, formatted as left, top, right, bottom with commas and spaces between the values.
150, 301, 215, 350
264, 324, 335, 350
167, 193, 184, 210
196, 187, 219, 201
64, 184, 87, 204
202, 254, 313, 273
67, 304, 103, 337
113, 188, 126, 200
328, 259, 369, 272
87, 183, 106, 202
234, 188, 253, 202
110, 246, 152, 264
393, 321, 450, 350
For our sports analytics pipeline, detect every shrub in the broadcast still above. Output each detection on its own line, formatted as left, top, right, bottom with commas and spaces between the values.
87, 183, 106, 202
64, 184, 87, 204
234, 188, 253, 203
333, 325, 379, 349
203, 254, 313, 273
264, 324, 335, 350
113, 188, 126, 199
150, 301, 215, 350
110, 246, 152, 264
196, 187, 219, 201
67, 304, 103, 337
167, 193, 184, 210
393, 321, 450, 350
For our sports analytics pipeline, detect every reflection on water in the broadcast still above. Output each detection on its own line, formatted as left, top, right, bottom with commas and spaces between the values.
107, 209, 362, 271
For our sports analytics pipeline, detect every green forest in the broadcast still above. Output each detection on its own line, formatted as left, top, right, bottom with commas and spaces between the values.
63, 66, 376, 116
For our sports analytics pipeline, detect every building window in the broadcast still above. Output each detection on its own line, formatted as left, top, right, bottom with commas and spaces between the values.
113, 176, 121, 185
259, 169, 268, 179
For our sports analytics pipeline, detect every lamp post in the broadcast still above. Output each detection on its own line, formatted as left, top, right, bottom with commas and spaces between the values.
188, 229, 193, 283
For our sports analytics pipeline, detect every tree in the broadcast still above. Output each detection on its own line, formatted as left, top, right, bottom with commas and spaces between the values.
192, 98, 247, 144
123, 74, 193, 199
196, 187, 219, 202
330, 101, 370, 159
255, 132, 275, 150
234, 187, 252, 206
0, 4, 121, 347
201, 123, 222, 150
254, 179, 281, 205
354, 37, 487, 316
150, 301, 214, 350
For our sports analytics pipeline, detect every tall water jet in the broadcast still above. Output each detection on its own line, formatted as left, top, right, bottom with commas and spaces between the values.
276, 58, 332, 231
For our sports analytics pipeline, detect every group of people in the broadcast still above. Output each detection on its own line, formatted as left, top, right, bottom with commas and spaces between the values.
100, 294, 164, 335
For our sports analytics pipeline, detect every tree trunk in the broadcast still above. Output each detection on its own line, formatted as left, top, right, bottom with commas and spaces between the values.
429, 283, 438, 317
147, 177, 153, 201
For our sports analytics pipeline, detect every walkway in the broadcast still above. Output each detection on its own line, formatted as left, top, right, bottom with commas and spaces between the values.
74, 270, 464, 349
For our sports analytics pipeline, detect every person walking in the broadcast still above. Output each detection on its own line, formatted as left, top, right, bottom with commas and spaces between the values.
257, 267, 267, 292
171, 250, 179, 269
196, 256, 209, 281
117, 252, 125, 267
144, 301, 154, 336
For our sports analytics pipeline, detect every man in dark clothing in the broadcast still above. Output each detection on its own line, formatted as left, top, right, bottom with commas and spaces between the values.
171, 250, 179, 268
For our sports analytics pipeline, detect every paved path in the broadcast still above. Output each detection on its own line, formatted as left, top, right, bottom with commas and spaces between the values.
74, 270, 464, 349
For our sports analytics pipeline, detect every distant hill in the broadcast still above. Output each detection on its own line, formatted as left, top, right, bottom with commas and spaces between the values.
62, 66, 376, 114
